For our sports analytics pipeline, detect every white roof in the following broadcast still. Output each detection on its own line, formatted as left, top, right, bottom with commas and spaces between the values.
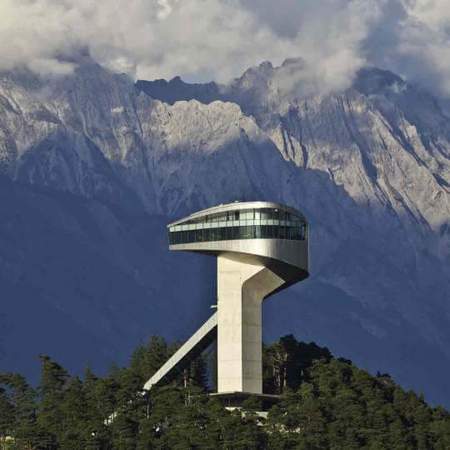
168, 201, 306, 227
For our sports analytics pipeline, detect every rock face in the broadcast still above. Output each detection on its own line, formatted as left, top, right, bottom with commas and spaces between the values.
0, 58, 449, 406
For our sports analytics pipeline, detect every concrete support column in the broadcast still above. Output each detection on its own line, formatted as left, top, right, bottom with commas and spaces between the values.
217, 255, 284, 394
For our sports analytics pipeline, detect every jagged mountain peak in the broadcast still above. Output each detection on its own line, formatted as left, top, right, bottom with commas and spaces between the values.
353, 67, 406, 96
135, 57, 307, 113
236, 59, 277, 80
136, 74, 222, 105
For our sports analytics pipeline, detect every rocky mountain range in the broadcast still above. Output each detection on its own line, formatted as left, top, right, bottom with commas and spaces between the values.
0, 56, 449, 406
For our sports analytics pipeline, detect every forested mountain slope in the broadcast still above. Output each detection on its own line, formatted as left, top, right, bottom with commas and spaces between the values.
1, 336, 449, 449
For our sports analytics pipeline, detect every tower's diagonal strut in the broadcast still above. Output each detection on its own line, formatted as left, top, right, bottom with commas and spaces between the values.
143, 313, 217, 391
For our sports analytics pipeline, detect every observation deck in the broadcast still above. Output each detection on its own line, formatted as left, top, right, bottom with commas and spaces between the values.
168, 201, 309, 287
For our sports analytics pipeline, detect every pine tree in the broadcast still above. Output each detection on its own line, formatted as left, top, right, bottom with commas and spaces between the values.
82, 367, 112, 448
0, 380, 14, 440
36, 355, 70, 448
130, 336, 171, 386
58, 376, 92, 450
0, 372, 38, 449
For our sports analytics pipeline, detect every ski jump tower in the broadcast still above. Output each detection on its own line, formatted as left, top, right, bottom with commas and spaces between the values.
144, 201, 309, 400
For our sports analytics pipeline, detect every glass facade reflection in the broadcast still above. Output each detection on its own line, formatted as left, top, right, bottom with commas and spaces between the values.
168, 208, 307, 245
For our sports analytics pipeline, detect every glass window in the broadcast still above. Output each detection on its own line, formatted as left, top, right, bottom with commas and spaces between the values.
287, 227, 294, 240
221, 228, 228, 240
239, 226, 252, 239
261, 210, 270, 220
242, 210, 253, 220
169, 210, 306, 244
272, 226, 279, 239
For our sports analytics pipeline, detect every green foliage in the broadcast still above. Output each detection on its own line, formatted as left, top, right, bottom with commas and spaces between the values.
0, 336, 449, 449
0, 372, 39, 449
263, 335, 331, 394
267, 358, 450, 449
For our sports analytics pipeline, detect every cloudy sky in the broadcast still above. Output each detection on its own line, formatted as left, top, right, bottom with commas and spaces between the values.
1, 0, 450, 95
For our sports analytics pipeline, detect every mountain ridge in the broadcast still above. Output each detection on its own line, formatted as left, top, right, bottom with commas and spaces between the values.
0, 59, 449, 406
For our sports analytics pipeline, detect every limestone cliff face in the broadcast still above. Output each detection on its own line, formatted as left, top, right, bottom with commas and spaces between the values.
0, 59, 449, 405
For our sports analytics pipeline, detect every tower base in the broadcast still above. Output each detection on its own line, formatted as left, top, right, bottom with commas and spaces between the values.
209, 391, 280, 411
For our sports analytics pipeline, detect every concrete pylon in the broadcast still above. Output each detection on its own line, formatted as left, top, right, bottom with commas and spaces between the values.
217, 256, 284, 393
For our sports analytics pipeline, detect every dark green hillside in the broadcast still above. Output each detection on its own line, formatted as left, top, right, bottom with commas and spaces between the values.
1, 336, 449, 449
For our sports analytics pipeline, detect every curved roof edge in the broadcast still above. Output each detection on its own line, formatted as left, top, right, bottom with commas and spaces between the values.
168, 201, 307, 227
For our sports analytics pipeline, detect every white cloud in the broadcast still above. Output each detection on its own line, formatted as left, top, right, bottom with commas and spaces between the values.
0, 0, 293, 82
156, 0, 176, 20
269, 0, 383, 96
392, 0, 450, 95
1, 0, 450, 97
